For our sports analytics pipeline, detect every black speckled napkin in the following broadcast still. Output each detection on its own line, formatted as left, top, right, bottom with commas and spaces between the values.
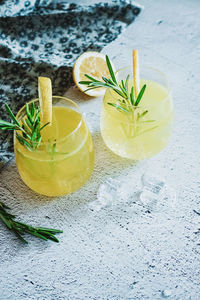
0, 0, 142, 167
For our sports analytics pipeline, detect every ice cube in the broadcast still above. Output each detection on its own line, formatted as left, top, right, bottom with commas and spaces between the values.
140, 173, 176, 211
88, 177, 129, 211
141, 173, 165, 195
97, 177, 119, 206
140, 173, 166, 207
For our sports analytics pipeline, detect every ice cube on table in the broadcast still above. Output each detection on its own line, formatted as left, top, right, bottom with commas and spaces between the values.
140, 173, 176, 211
97, 178, 119, 204
88, 177, 131, 211
140, 173, 165, 206
141, 173, 165, 194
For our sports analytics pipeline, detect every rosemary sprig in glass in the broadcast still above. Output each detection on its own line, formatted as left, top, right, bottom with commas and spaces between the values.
79, 55, 147, 115
0, 103, 49, 151
0, 201, 63, 244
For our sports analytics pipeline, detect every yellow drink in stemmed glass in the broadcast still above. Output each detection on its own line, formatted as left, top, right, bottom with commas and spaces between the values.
14, 96, 94, 196
100, 66, 173, 160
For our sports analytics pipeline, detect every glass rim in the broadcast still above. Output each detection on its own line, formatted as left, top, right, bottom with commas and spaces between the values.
106, 65, 171, 106
15, 95, 84, 146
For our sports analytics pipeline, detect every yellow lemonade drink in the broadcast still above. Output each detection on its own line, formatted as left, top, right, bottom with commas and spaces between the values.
101, 66, 173, 160
14, 96, 94, 196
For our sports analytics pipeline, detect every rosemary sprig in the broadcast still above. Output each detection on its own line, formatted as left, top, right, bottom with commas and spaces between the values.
0, 201, 63, 244
47, 139, 69, 160
48, 139, 57, 160
79, 55, 147, 114
0, 103, 49, 151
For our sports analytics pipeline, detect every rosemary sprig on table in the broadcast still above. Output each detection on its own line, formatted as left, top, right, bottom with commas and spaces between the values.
0, 103, 49, 151
79, 55, 147, 114
0, 201, 63, 244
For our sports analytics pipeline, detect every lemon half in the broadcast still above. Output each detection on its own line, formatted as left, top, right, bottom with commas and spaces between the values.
73, 51, 115, 97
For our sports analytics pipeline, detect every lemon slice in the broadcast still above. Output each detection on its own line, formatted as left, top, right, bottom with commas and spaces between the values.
73, 51, 116, 97
38, 76, 52, 126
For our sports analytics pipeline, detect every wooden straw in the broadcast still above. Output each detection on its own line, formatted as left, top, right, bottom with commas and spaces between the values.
132, 49, 140, 100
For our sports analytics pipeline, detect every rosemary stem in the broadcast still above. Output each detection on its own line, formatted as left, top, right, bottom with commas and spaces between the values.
0, 201, 63, 244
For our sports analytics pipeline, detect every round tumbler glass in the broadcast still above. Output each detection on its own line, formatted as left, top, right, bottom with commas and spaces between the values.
100, 66, 173, 160
14, 96, 94, 196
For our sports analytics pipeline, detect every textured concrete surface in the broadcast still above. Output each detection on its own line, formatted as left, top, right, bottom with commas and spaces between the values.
0, 0, 200, 299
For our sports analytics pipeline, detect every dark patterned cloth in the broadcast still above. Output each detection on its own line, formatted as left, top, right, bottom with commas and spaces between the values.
0, 0, 142, 166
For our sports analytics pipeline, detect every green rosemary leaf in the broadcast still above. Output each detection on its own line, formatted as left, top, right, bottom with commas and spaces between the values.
36, 136, 42, 146
31, 127, 37, 142
121, 80, 126, 91
112, 88, 125, 98
0, 212, 12, 229
40, 122, 50, 131
117, 98, 126, 105
22, 119, 32, 136
34, 107, 40, 123
30, 102, 35, 117
13, 225, 25, 234
47, 139, 57, 159
26, 103, 33, 123
0, 120, 19, 131
25, 117, 34, 130
41, 232, 59, 243
26, 103, 32, 120
16, 133, 33, 151
5, 104, 20, 126
84, 86, 103, 93
1, 127, 16, 130
26, 102, 30, 115
135, 84, 147, 106
102, 77, 114, 85
14, 221, 33, 230
0, 119, 16, 127
140, 120, 155, 123
125, 75, 130, 91
87, 81, 116, 90
27, 230, 48, 241
13, 228, 28, 244
139, 110, 148, 118
130, 86, 135, 105
52, 139, 57, 153
106, 55, 117, 84
36, 227, 63, 233
35, 121, 40, 132
107, 102, 130, 113
86, 82, 107, 87
119, 81, 127, 97
79, 80, 94, 85
1, 127, 12, 130
35, 110, 40, 122
84, 74, 100, 82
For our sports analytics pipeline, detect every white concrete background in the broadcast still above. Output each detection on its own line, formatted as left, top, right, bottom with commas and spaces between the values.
0, 0, 200, 299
